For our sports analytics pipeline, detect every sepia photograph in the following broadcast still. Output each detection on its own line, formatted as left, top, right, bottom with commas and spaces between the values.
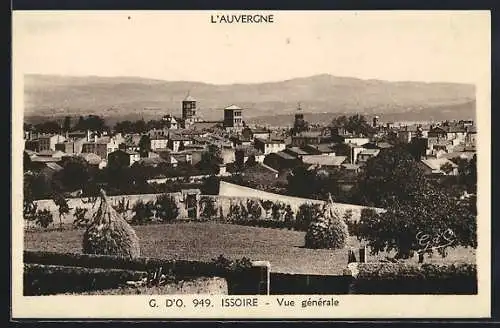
11, 10, 491, 318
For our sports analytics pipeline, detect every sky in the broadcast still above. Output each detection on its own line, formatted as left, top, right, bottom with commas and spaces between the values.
12, 10, 490, 85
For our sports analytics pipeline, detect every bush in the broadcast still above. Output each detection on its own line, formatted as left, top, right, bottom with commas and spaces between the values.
200, 197, 218, 219
227, 201, 249, 223
350, 263, 477, 294
271, 202, 287, 221
155, 194, 180, 222
131, 200, 155, 225
246, 199, 263, 220
283, 205, 295, 229
73, 207, 89, 228
34, 209, 53, 228
295, 203, 323, 231
304, 203, 348, 250
24, 263, 145, 296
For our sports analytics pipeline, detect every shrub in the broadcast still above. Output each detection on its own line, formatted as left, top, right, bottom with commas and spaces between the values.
34, 209, 53, 228
73, 207, 89, 228
131, 200, 155, 225
227, 201, 249, 223
200, 197, 218, 219
304, 200, 348, 250
24, 263, 145, 296
271, 202, 287, 221
283, 205, 295, 229
349, 263, 477, 294
53, 193, 70, 229
155, 194, 180, 223
246, 199, 263, 220
113, 197, 130, 215
295, 203, 323, 231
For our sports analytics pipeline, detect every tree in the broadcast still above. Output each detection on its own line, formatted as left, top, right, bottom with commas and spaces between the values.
155, 194, 179, 222
63, 116, 72, 132
331, 114, 374, 136
440, 162, 455, 175
23, 151, 33, 172
357, 183, 477, 261
34, 121, 61, 134
354, 145, 428, 207
198, 144, 223, 173
138, 135, 151, 157
52, 193, 70, 230
131, 200, 155, 225
54, 157, 90, 191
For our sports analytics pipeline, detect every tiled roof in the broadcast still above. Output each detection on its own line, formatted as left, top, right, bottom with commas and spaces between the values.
359, 149, 380, 156
302, 155, 347, 166
224, 104, 242, 110
421, 158, 458, 171
275, 151, 296, 160
286, 147, 310, 155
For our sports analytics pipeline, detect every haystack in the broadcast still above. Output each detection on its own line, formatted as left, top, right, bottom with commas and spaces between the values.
304, 194, 348, 249
82, 189, 140, 258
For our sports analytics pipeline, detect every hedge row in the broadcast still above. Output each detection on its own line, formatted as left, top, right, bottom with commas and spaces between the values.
350, 263, 477, 294
24, 264, 146, 295
24, 251, 223, 277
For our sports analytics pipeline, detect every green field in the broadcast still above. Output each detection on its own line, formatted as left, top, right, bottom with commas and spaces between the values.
24, 222, 476, 275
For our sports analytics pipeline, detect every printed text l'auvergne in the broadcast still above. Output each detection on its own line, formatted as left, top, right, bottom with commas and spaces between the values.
210, 14, 275, 24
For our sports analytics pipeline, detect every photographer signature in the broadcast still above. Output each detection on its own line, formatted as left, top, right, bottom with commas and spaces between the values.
416, 228, 456, 254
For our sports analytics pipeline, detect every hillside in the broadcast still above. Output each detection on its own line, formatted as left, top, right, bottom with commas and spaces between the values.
23, 74, 475, 124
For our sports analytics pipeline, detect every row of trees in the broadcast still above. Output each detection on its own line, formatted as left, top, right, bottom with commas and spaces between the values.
330, 114, 375, 136
25, 115, 109, 134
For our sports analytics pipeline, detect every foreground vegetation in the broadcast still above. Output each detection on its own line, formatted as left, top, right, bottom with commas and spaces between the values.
25, 222, 476, 275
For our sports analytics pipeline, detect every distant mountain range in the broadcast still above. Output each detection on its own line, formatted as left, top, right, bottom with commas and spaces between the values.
23, 74, 476, 126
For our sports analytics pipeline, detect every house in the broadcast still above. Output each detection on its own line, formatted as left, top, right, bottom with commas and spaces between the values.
254, 138, 286, 155
108, 150, 141, 167
420, 158, 459, 176
356, 149, 380, 165
335, 143, 366, 164
220, 146, 236, 164
466, 126, 477, 145
55, 137, 86, 154
78, 153, 106, 169
284, 146, 311, 159
291, 131, 330, 147
250, 127, 271, 140
162, 114, 179, 130
340, 135, 370, 147
136, 156, 168, 168
302, 144, 336, 156
302, 155, 347, 169
223, 105, 245, 132
263, 151, 300, 171
38, 134, 67, 151
235, 146, 265, 165
230, 135, 252, 148
40, 162, 63, 178
428, 124, 467, 142
168, 134, 193, 152
170, 152, 192, 165
81, 136, 120, 160
341, 163, 361, 174
150, 136, 169, 151
148, 127, 170, 139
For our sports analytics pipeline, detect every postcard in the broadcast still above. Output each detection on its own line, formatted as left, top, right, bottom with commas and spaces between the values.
11, 10, 491, 319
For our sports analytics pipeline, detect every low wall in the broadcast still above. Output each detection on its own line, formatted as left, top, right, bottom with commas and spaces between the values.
218, 181, 385, 222
29, 183, 384, 227
23, 251, 270, 296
